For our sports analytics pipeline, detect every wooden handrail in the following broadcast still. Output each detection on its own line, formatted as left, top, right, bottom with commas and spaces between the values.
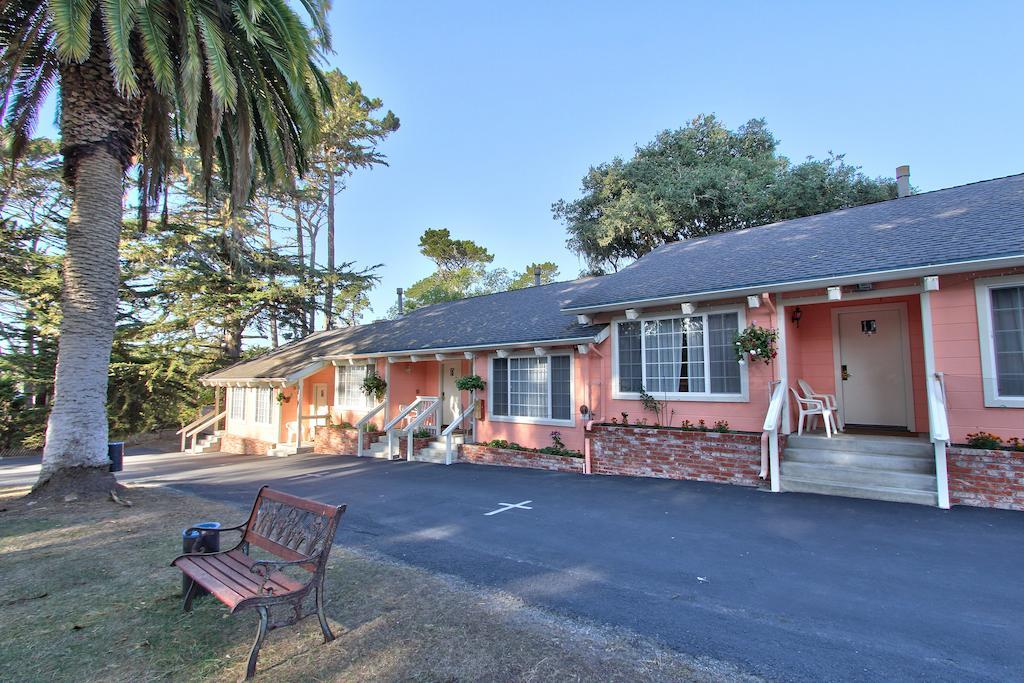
385, 396, 438, 458
355, 403, 386, 458
182, 409, 227, 452
760, 381, 785, 493
442, 400, 477, 465
176, 405, 215, 435
403, 400, 441, 459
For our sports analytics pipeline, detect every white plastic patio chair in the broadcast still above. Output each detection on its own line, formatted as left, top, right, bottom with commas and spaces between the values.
789, 387, 836, 438
798, 379, 844, 432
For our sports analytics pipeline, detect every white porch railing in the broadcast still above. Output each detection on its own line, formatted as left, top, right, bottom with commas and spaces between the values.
177, 409, 227, 452
355, 402, 386, 458
441, 399, 478, 465
927, 372, 951, 509
760, 380, 785, 493
384, 396, 439, 459
401, 400, 442, 460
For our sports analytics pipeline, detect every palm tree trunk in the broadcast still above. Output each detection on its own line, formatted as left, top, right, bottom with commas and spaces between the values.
35, 19, 140, 494
324, 169, 335, 329
37, 148, 125, 491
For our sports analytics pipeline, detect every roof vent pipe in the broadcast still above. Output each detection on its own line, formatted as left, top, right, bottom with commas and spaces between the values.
896, 165, 911, 198
534, 266, 542, 287
396, 287, 404, 316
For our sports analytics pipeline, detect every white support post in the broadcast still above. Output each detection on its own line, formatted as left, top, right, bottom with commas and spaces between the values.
296, 378, 304, 447
769, 430, 781, 493
920, 289, 951, 509
777, 300, 791, 434
384, 361, 391, 423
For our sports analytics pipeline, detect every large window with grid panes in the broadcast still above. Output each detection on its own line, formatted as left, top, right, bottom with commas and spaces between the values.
336, 364, 375, 409
490, 353, 573, 424
977, 275, 1024, 408
613, 309, 746, 401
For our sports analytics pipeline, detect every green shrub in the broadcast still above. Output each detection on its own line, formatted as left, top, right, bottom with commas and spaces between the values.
413, 428, 433, 439
966, 432, 1004, 449
455, 375, 486, 392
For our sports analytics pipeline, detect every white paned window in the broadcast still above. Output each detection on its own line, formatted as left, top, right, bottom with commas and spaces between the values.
337, 364, 374, 408
977, 277, 1024, 407
991, 285, 1024, 397
491, 354, 573, 423
615, 310, 744, 400
254, 387, 273, 424
229, 387, 245, 420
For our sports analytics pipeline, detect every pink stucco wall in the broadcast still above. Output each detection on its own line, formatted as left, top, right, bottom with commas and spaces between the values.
932, 270, 1024, 442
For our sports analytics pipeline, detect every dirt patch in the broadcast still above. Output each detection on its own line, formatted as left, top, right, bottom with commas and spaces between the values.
0, 485, 759, 682
28, 465, 123, 502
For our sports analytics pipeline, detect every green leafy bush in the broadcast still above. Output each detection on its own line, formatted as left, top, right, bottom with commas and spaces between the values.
964, 432, 1022, 450
413, 428, 433, 439
361, 372, 387, 402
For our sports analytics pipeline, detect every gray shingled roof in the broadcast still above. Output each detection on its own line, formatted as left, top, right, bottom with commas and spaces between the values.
205, 279, 607, 381
563, 173, 1024, 311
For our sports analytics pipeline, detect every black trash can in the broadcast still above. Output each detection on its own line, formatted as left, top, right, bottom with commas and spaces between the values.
107, 442, 125, 473
181, 522, 221, 596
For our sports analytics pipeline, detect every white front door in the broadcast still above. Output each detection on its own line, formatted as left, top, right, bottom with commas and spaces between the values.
440, 361, 462, 424
835, 306, 912, 428
313, 383, 329, 417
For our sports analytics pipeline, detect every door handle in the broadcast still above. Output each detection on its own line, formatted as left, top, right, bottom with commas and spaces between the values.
841, 365, 850, 381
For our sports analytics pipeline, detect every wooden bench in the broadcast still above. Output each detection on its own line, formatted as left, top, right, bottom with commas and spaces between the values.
172, 486, 346, 679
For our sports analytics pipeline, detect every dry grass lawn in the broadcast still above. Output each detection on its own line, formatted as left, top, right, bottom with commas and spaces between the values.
0, 484, 757, 682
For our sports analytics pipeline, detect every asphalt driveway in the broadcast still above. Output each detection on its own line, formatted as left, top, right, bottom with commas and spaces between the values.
3, 449, 1021, 682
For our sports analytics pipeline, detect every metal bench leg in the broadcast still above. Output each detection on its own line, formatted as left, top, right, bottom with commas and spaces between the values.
246, 606, 269, 680
316, 584, 334, 642
182, 578, 199, 613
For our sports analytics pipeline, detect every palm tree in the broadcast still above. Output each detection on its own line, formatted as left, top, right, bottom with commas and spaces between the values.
1, 0, 331, 493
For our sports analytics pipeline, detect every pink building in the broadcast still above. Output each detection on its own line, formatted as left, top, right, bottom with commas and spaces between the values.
201, 171, 1024, 509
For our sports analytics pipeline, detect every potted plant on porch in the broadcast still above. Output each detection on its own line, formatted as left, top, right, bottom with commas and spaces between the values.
361, 371, 387, 403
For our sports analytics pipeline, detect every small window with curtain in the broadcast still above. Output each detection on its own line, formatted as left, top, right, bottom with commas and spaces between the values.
490, 353, 573, 423
254, 387, 273, 424
615, 310, 744, 399
229, 387, 245, 420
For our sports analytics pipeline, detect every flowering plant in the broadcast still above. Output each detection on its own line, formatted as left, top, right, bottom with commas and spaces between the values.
734, 325, 778, 366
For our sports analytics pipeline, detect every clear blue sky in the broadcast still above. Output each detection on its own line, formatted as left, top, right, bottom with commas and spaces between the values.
35, 1, 1024, 319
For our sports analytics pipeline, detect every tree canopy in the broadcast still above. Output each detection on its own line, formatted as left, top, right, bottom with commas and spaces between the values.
553, 114, 898, 273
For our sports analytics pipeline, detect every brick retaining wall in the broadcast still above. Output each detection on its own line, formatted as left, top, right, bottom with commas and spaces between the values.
948, 446, 1024, 511
220, 434, 274, 455
460, 444, 585, 473
314, 425, 382, 455
589, 424, 770, 487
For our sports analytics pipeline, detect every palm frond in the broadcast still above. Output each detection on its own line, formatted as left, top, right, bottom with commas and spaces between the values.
98, 0, 138, 95
195, 12, 237, 109
135, 0, 174, 93
47, 0, 95, 62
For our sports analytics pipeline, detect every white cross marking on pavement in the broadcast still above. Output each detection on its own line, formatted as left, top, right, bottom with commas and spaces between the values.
484, 500, 533, 516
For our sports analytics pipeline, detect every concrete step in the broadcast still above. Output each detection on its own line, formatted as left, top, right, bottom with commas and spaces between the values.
408, 449, 453, 464
787, 433, 932, 458
784, 447, 936, 474
267, 445, 313, 457
782, 477, 938, 506
783, 461, 936, 491
365, 442, 401, 460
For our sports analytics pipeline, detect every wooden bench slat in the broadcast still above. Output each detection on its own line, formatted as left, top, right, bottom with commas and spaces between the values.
216, 551, 304, 594
175, 556, 252, 609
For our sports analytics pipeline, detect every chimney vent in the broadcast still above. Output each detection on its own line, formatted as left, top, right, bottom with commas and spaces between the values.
533, 266, 542, 287
896, 165, 911, 198
396, 287, 404, 316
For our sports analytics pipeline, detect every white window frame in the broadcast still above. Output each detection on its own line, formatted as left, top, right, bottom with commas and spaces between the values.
253, 387, 273, 424
229, 387, 246, 420
335, 363, 375, 410
975, 274, 1024, 408
487, 351, 575, 426
611, 305, 749, 402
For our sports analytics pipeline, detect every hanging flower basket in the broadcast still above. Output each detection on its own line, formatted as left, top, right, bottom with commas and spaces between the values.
734, 325, 778, 366
361, 372, 387, 402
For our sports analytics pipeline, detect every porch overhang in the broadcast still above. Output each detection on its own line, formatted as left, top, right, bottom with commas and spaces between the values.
560, 253, 1024, 315
200, 360, 327, 388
